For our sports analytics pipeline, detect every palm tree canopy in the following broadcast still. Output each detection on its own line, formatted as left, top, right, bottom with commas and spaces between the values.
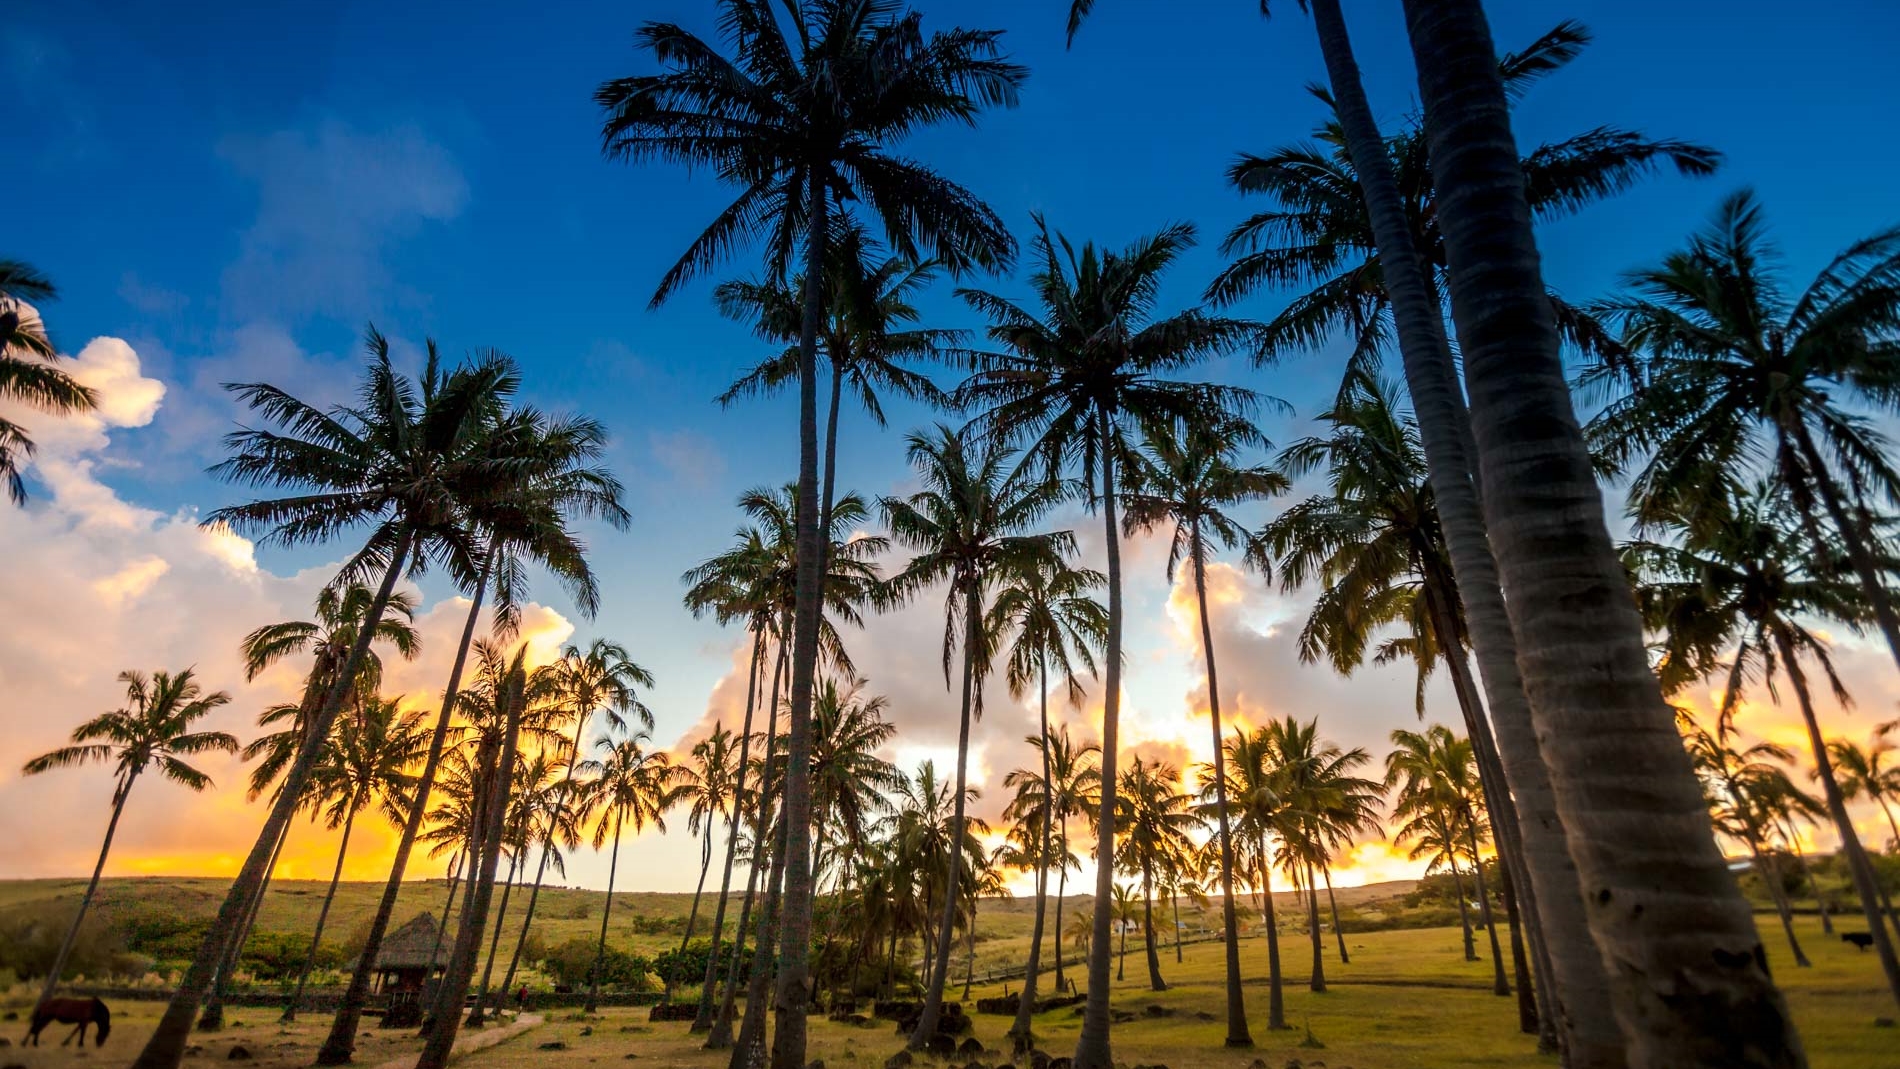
24, 669, 239, 799
0, 259, 97, 504
595, 0, 1025, 306
1122, 413, 1289, 583
985, 556, 1107, 708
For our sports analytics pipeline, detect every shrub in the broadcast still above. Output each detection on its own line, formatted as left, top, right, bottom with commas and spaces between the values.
539, 937, 651, 990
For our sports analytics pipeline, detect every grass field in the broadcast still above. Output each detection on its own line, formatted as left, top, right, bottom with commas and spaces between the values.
0, 876, 1891, 1069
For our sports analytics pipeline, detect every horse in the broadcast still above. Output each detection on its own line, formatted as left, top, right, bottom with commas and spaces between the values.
25, 996, 112, 1047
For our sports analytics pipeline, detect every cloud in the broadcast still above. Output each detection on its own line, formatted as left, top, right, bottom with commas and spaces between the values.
648, 429, 728, 490
0, 335, 574, 882
118, 273, 190, 317
219, 120, 468, 320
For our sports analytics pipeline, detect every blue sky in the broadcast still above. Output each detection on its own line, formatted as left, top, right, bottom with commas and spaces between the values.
5, 0, 1899, 890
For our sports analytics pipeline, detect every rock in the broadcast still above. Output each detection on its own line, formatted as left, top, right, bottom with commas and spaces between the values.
1048, 1059, 1071, 1069
885, 1052, 914, 1069
227, 1046, 253, 1061
808, 1061, 826, 1069
1, 1012, 15, 1021
1246, 1061, 1267, 1069
0, 1039, 9, 1047
3, 1062, 25, 1069
539, 1041, 570, 1051
1108, 1010, 1136, 1024
185, 1045, 205, 1056
1194, 1011, 1215, 1022
623, 1055, 639, 1060
958, 1038, 986, 1057
927, 1033, 958, 1058
579, 1027, 594, 1037
1876, 1017, 1896, 1028
844, 1014, 873, 1027
1143, 1005, 1174, 1019
1029, 1051, 1051, 1069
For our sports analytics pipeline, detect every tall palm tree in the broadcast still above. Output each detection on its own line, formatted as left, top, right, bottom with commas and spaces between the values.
1585, 191, 1900, 672
808, 677, 903, 902
1832, 721, 1900, 851
597, 7, 1022, 1059
1682, 719, 1815, 965
677, 724, 739, 959
989, 557, 1105, 1047
134, 331, 529, 1069
882, 424, 1068, 1047
22, 669, 236, 1005
1627, 481, 1900, 1004
1386, 727, 1508, 988
281, 698, 427, 1021
578, 732, 684, 1013
1113, 757, 1203, 993
320, 400, 626, 1064
486, 639, 654, 1023
956, 218, 1257, 1069
1109, 882, 1139, 982
1206, 727, 1288, 1029
1122, 413, 1285, 1043
0, 259, 95, 505
492, 750, 588, 1012
1261, 717, 1379, 995
1395, 2, 1796, 1059
1005, 726, 1101, 1001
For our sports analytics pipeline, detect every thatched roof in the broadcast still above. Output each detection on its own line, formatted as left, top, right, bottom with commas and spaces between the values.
349, 912, 448, 972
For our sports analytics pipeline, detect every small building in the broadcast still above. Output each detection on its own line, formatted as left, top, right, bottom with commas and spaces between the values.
348, 912, 448, 1028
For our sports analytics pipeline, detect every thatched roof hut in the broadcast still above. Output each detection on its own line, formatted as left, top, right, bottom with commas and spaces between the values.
346, 912, 448, 976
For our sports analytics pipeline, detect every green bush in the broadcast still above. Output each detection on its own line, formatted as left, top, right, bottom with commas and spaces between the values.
538, 937, 651, 990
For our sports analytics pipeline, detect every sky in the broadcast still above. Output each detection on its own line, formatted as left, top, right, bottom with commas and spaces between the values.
3, 0, 1899, 898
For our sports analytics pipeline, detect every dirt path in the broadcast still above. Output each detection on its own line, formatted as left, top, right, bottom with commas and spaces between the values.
366, 1013, 544, 1069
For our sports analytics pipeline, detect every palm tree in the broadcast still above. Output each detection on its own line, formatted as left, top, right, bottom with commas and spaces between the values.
1627, 481, 1900, 1004
1207, 727, 1289, 1029
1113, 757, 1203, 992
0, 259, 95, 505
597, 7, 1022, 1059
578, 732, 684, 1013
1261, 717, 1379, 995
320, 398, 624, 1063
1065, 908, 1095, 960
677, 724, 739, 959
492, 750, 588, 1012
281, 698, 426, 1021
133, 332, 531, 1069
1682, 719, 1814, 965
989, 557, 1105, 1047
22, 669, 236, 1005
1122, 413, 1285, 1042
1005, 726, 1101, 1000
1385, 727, 1508, 989
882, 424, 1068, 1047
1832, 722, 1900, 852
1394, 3, 1796, 1058
808, 677, 903, 905
956, 217, 1257, 1069
1586, 191, 1900, 673
487, 639, 654, 1023
1109, 882, 1139, 982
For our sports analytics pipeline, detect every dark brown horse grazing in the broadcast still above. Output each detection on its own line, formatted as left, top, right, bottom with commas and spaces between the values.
26, 997, 112, 1046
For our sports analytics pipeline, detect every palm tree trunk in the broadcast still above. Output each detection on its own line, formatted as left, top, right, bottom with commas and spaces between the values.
1397, 2, 1799, 1064
1010, 660, 1056, 1050
1320, 865, 1349, 965
431, 853, 465, 980
1463, 821, 1509, 995
1750, 836, 1810, 967
734, 801, 791, 1069
1771, 627, 1900, 1006
585, 815, 624, 1015
1192, 542, 1252, 1046
1073, 408, 1125, 1069
1498, 861, 1540, 1035
283, 806, 357, 1022
37, 770, 137, 1008
682, 824, 716, 956
1139, 859, 1165, 991
1171, 893, 1182, 964
135, 530, 414, 1069
1443, 829, 1477, 963
712, 650, 782, 1051
202, 812, 292, 1032
1258, 850, 1285, 1030
1054, 816, 1069, 994
1420, 571, 1558, 1044
1303, 862, 1326, 993
318, 546, 491, 1064
496, 844, 549, 1013
1116, 913, 1126, 982
416, 691, 524, 1069
910, 580, 983, 1048
495, 695, 594, 1016
1781, 822, 1832, 935
695, 630, 765, 1032
468, 849, 521, 1025
961, 901, 978, 1002
1307, 0, 1624, 1061
767, 172, 829, 1069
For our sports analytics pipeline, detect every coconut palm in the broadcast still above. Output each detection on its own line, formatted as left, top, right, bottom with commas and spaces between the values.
1585, 191, 1900, 674
597, 7, 1022, 1057
1396, 3, 1793, 1058
492, 750, 588, 1011
22, 669, 236, 1005
955, 217, 1257, 1069
322, 402, 626, 1063
1004, 726, 1101, 1001
1121, 413, 1285, 1042
1682, 719, 1814, 965
677, 724, 740, 958
577, 733, 685, 1014
0, 259, 96, 505
1626, 480, 1900, 1004
881, 424, 1069, 1047
989, 556, 1105, 1046
1206, 726, 1289, 1029
281, 698, 427, 1021
1385, 727, 1509, 988
808, 676, 903, 897
132, 333, 528, 1069
1109, 882, 1139, 982
1113, 757, 1203, 992
1832, 722, 1900, 852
